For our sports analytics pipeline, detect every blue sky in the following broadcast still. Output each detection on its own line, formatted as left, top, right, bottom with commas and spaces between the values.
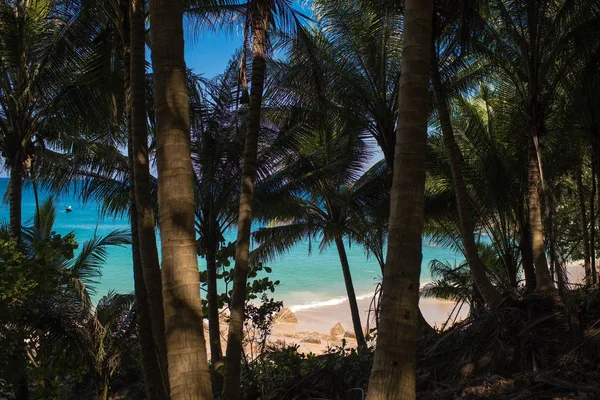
184, 29, 241, 79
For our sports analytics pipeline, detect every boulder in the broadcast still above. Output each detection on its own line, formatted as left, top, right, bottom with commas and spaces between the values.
300, 334, 321, 344
274, 307, 298, 324
330, 322, 345, 337
343, 330, 356, 339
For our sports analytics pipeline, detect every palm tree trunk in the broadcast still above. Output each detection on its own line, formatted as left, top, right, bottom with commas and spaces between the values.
334, 237, 367, 350
431, 61, 504, 309
576, 168, 592, 283
130, 0, 168, 388
222, 6, 269, 399
206, 236, 224, 392
148, 0, 212, 398
527, 134, 553, 291
130, 189, 168, 400
366, 1, 433, 398
125, 30, 168, 399
591, 161, 598, 285
9, 165, 23, 245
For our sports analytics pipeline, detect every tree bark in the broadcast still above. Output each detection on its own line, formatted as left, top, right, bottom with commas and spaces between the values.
130, 0, 168, 389
334, 237, 367, 350
591, 160, 598, 285
576, 169, 592, 283
431, 60, 504, 309
206, 235, 224, 392
148, 0, 212, 397
9, 165, 23, 245
130, 186, 167, 400
221, 4, 269, 399
366, 0, 433, 398
125, 27, 168, 399
527, 134, 553, 291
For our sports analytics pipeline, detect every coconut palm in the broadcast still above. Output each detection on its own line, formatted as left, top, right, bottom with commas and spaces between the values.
270, 0, 403, 168
474, 0, 600, 292
148, 0, 212, 397
366, 0, 433, 398
250, 121, 388, 351
0, 198, 131, 399
222, 1, 306, 397
0, 0, 110, 245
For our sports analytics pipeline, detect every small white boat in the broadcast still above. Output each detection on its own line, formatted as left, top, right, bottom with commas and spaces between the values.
66, 206, 73, 212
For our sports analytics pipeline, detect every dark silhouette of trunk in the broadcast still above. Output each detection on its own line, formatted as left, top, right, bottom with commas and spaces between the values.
14, 348, 29, 400
576, 168, 592, 283
124, 28, 168, 399
591, 160, 598, 285
9, 165, 23, 245
206, 233, 224, 392
130, 0, 168, 389
517, 203, 537, 291
222, 4, 269, 399
148, 0, 212, 397
130, 189, 167, 400
431, 60, 504, 309
366, 0, 433, 397
334, 237, 367, 350
527, 134, 553, 291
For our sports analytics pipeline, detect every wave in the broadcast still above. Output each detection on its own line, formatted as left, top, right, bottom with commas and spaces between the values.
288, 292, 373, 313
287, 280, 435, 313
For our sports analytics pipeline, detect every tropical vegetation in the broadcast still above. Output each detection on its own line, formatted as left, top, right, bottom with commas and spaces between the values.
1, 0, 600, 399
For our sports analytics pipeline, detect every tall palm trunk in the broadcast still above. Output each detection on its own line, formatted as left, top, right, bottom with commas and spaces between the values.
125, 26, 167, 399
206, 233, 224, 392
576, 168, 592, 283
9, 165, 23, 245
591, 160, 598, 284
222, 6, 269, 399
366, 0, 433, 398
517, 202, 536, 291
527, 134, 553, 291
130, 0, 168, 389
130, 186, 167, 400
334, 237, 367, 350
431, 61, 504, 309
148, 0, 212, 398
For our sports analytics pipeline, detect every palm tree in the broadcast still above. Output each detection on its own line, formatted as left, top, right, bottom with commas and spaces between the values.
366, 0, 433, 398
251, 123, 386, 351
430, 7, 505, 308
475, 0, 600, 292
271, 0, 403, 168
148, 0, 212, 397
189, 64, 245, 391
0, 0, 107, 245
128, 0, 168, 393
222, 1, 304, 397
0, 198, 132, 399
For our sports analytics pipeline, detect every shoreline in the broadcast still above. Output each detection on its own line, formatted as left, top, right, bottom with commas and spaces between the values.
264, 260, 589, 354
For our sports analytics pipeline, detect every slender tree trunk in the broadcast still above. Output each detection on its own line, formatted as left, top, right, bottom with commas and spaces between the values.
130, 0, 168, 390
517, 202, 537, 291
334, 237, 367, 350
9, 166, 23, 245
148, 0, 212, 397
576, 168, 592, 283
130, 191, 167, 400
125, 30, 168, 400
14, 348, 29, 400
222, 6, 269, 399
431, 61, 504, 309
206, 236, 224, 392
591, 160, 598, 285
366, 1, 433, 398
527, 134, 553, 291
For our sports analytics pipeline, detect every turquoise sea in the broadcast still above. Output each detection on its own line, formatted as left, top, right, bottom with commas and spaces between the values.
0, 178, 463, 310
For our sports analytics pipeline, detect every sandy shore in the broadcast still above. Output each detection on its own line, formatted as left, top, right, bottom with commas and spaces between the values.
268, 295, 469, 354
205, 260, 590, 357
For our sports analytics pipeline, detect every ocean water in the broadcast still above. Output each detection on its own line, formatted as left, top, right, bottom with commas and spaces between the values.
0, 178, 463, 309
